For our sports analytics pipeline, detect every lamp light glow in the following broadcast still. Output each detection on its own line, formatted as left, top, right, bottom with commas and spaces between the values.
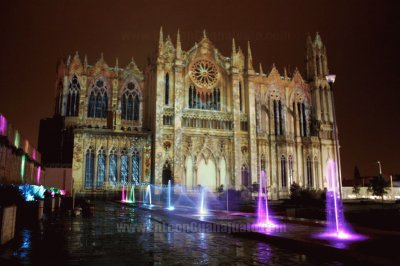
325, 74, 336, 84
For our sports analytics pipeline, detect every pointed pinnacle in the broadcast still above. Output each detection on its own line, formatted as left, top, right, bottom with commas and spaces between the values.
115, 57, 119, 68
259, 63, 264, 75
177, 29, 181, 47
232, 38, 236, 55
203, 29, 207, 38
159, 26, 164, 44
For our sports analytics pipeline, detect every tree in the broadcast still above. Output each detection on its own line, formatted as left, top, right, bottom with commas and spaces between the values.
289, 182, 301, 201
368, 175, 389, 201
352, 183, 361, 198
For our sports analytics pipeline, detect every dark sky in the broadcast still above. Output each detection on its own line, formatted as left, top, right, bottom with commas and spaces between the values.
1, 0, 399, 179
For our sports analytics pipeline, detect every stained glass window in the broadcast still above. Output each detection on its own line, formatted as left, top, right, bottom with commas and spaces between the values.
97, 148, 106, 188
120, 149, 128, 185
109, 149, 117, 186
85, 147, 94, 189
121, 82, 140, 121
66, 75, 80, 117
87, 78, 108, 118
131, 150, 140, 184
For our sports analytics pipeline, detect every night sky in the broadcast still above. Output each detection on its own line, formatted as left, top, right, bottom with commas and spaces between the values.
0, 0, 399, 179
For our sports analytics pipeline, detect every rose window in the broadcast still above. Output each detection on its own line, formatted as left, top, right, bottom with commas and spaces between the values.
189, 59, 218, 89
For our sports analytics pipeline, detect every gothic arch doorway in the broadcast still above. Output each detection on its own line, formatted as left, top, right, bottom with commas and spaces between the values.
197, 158, 217, 189
162, 161, 173, 185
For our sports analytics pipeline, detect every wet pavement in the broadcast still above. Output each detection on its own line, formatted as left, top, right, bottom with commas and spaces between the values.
0, 201, 347, 265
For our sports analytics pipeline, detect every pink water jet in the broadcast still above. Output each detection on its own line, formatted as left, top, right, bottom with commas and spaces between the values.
318, 159, 365, 242
256, 170, 275, 228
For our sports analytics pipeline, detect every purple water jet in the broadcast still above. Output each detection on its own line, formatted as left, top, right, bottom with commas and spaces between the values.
256, 170, 275, 227
319, 159, 365, 241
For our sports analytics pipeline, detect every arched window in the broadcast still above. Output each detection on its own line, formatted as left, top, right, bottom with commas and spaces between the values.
85, 147, 95, 189
87, 79, 108, 118
165, 73, 169, 105
131, 149, 140, 184
288, 155, 293, 185
281, 155, 287, 188
109, 148, 117, 185
121, 81, 140, 121
66, 75, 80, 117
97, 147, 106, 188
314, 156, 318, 187
297, 101, 308, 137
273, 99, 284, 135
307, 157, 313, 188
120, 149, 128, 185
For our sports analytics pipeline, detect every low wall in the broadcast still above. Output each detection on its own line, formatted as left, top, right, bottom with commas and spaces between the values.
342, 186, 400, 200
1, 205, 17, 245
40, 167, 72, 195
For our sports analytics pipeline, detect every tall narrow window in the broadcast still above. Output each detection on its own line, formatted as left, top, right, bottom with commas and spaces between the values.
87, 79, 108, 118
288, 155, 293, 185
109, 149, 117, 185
302, 103, 307, 137
261, 154, 266, 172
165, 73, 169, 105
66, 75, 81, 117
239, 82, 243, 112
97, 148, 106, 188
85, 147, 94, 189
281, 155, 287, 188
278, 100, 284, 135
307, 157, 313, 188
133, 95, 140, 121
273, 100, 278, 135
314, 156, 318, 187
120, 149, 128, 185
131, 150, 140, 184
121, 81, 141, 121
297, 102, 303, 137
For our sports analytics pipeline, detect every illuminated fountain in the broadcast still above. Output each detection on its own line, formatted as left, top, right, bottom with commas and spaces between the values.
317, 159, 365, 241
144, 185, 152, 206
199, 188, 207, 215
166, 180, 174, 210
122, 184, 135, 203
256, 170, 275, 228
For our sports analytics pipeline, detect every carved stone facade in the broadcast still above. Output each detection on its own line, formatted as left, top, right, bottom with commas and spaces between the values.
146, 29, 339, 200
50, 29, 339, 200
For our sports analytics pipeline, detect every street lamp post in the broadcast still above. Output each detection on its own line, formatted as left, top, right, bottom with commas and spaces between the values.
377, 161, 382, 175
326, 74, 343, 199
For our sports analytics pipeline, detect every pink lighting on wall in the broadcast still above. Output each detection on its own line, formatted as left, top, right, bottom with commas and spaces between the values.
32, 149, 37, 160
0, 115, 7, 136
36, 166, 41, 185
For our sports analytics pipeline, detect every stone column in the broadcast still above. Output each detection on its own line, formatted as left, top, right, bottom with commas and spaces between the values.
173, 62, 184, 185
247, 77, 258, 186
231, 73, 242, 190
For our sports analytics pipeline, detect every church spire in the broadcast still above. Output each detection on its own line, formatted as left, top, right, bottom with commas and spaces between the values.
203, 29, 207, 39
176, 29, 182, 59
259, 63, 264, 75
232, 38, 236, 56
247, 41, 254, 71
115, 57, 119, 69
159, 26, 164, 51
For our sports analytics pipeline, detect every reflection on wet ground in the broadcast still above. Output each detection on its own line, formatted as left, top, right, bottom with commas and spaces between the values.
0, 201, 345, 265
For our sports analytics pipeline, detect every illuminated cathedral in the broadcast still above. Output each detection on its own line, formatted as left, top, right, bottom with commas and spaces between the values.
40, 29, 339, 199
